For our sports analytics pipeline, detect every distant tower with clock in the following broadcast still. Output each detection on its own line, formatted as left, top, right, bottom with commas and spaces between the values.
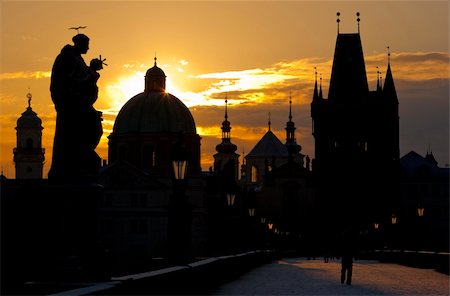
13, 92, 45, 179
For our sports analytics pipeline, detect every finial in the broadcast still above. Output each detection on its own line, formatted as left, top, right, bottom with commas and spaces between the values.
268, 112, 271, 131
68, 26, 87, 34
26, 92, 32, 108
319, 73, 323, 98
154, 54, 157, 66
356, 12, 360, 34
224, 93, 228, 120
289, 92, 292, 121
387, 46, 391, 64
337, 12, 341, 34
314, 67, 318, 83
376, 66, 381, 91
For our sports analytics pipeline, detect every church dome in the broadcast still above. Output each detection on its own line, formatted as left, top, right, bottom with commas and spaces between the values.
113, 59, 196, 134
113, 91, 196, 134
17, 93, 42, 128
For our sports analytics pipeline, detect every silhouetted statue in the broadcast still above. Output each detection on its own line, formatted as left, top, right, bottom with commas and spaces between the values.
48, 33, 104, 184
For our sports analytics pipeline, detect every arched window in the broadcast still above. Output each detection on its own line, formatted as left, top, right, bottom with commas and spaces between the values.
251, 165, 258, 183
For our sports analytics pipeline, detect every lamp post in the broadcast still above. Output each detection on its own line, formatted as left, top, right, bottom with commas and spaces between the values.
168, 133, 191, 264
226, 193, 236, 206
417, 205, 425, 217
417, 204, 425, 250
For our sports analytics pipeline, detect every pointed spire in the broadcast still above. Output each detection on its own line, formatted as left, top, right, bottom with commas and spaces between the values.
313, 67, 319, 101
336, 12, 341, 34
387, 46, 391, 65
356, 12, 361, 34
285, 93, 301, 155
154, 53, 157, 66
221, 94, 231, 140
376, 66, 381, 92
268, 112, 271, 131
215, 94, 237, 154
224, 93, 228, 121
383, 46, 398, 102
319, 73, 323, 99
288, 91, 293, 122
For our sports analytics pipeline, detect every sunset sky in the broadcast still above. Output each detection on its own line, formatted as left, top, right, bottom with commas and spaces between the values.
1, 1, 449, 178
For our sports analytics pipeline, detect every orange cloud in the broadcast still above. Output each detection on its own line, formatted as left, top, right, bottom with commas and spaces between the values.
0, 71, 51, 80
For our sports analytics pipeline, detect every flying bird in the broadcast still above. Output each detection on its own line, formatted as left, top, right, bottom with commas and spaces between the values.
68, 26, 87, 33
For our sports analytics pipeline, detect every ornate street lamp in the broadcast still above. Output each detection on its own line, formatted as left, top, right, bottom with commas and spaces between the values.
417, 205, 425, 217
168, 132, 191, 264
171, 132, 188, 181
226, 193, 236, 206
248, 207, 255, 217
172, 159, 188, 180
391, 214, 397, 225
373, 223, 380, 230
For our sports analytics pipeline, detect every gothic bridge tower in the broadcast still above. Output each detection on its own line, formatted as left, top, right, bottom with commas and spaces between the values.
310, 13, 399, 232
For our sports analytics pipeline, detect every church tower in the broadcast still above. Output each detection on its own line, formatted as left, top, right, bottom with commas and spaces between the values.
13, 92, 45, 179
310, 13, 400, 231
284, 93, 304, 165
213, 97, 240, 181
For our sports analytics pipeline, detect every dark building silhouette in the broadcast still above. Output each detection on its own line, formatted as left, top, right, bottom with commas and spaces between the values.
244, 99, 305, 187
13, 92, 45, 179
98, 59, 207, 270
310, 16, 399, 235
3, 17, 449, 295
398, 150, 449, 251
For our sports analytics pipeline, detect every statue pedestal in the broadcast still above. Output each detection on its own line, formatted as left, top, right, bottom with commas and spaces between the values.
40, 183, 106, 281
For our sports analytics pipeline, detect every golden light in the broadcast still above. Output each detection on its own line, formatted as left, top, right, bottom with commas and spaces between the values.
391, 214, 397, 225
417, 206, 425, 217
105, 71, 145, 112
226, 193, 236, 206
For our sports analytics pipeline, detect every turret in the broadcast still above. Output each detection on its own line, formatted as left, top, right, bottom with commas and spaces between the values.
13, 92, 45, 179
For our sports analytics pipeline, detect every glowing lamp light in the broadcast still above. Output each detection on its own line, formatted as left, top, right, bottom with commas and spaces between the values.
374, 223, 380, 230
417, 206, 425, 217
248, 208, 255, 217
268, 223, 273, 230
260, 217, 266, 224
227, 193, 236, 206
391, 214, 397, 225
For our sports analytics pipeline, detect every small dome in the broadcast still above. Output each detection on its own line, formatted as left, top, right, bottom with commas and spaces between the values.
17, 107, 42, 128
113, 91, 196, 134
146, 64, 166, 77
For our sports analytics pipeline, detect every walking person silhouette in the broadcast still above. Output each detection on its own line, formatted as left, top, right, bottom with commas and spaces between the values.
339, 228, 356, 285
